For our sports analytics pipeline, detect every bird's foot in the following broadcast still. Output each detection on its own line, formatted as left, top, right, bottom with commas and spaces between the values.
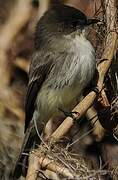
58, 108, 80, 120
92, 86, 99, 96
92, 86, 110, 107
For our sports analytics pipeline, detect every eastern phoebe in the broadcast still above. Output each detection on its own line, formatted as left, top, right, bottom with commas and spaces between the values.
13, 3, 99, 179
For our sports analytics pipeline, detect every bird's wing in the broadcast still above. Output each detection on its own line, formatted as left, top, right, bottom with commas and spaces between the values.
25, 52, 53, 132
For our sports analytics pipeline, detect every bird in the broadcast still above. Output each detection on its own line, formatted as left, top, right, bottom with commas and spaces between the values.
13, 3, 99, 179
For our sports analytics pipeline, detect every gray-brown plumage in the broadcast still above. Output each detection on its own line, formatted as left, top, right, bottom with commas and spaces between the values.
13, 3, 99, 179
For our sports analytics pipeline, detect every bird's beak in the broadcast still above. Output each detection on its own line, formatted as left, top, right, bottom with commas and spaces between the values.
86, 18, 101, 26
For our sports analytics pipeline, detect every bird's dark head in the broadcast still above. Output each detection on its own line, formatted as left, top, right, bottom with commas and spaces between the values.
42, 4, 100, 33
35, 4, 100, 49
51, 4, 100, 29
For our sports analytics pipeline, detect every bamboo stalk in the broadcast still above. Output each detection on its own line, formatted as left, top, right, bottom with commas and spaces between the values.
26, 151, 74, 180
86, 106, 105, 141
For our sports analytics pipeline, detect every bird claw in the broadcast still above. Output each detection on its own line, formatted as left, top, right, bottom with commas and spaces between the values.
58, 108, 80, 120
92, 86, 99, 95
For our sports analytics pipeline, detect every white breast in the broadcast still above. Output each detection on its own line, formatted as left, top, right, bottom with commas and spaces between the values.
65, 32, 96, 88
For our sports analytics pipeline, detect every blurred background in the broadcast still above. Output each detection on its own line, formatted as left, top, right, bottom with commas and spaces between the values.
0, 0, 117, 179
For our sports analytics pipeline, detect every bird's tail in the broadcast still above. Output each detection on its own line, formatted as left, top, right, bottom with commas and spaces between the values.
13, 123, 43, 179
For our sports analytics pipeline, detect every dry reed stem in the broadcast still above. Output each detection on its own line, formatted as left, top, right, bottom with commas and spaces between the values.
26, 150, 74, 180
0, 0, 32, 50
86, 106, 105, 141
100, 89, 110, 107
38, 156, 74, 178
51, 91, 97, 142
0, 0, 32, 122
0, 0, 32, 87
14, 57, 29, 73
26, 152, 40, 180
38, 0, 50, 19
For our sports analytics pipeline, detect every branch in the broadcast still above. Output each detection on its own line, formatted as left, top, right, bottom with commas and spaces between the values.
14, 57, 29, 73
0, 0, 33, 87
26, 150, 74, 180
38, 0, 49, 19
0, 0, 32, 50
86, 106, 105, 141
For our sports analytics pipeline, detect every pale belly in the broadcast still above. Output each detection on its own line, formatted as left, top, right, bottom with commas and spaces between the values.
36, 34, 96, 122
36, 84, 82, 121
